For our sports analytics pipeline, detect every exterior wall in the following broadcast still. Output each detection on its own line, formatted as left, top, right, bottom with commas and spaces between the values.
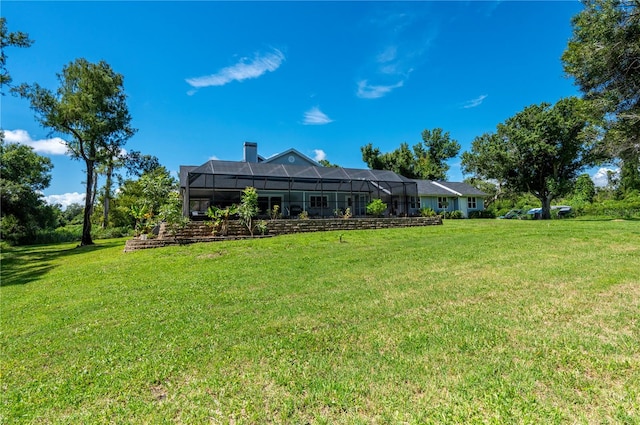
419, 195, 486, 217
420, 196, 452, 213
463, 196, 485, 218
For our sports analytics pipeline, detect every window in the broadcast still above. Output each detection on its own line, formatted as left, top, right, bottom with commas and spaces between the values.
310, 196, 328, 208
409, 196, 419, 209
468, 197, 477, 209
258, 197, 269, 214
189, 199, 210, 213
438, 197, 448, 209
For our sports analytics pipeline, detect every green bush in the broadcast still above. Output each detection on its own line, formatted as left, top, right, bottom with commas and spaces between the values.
238, 187, 259, 236
0, 215, 24, 245
92, 226, 132, 240
419, 207, 437, 217
582, 191, 640, 218
31, 226, 83, 245
366, 199, 387, 217
443, 210, 464, 219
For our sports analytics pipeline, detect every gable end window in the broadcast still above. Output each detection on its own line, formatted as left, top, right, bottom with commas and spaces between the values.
468, 197, 477, 209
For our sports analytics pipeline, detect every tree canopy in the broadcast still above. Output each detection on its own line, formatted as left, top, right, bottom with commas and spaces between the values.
562, 0, 640, 191
0, 140, 54, 243
461, 97, 600, 219
17, 58, 136, 246
106, 166, 177, 230
318, 159, 340, 168
0, 17, 33, 94
361, 128, 460, 180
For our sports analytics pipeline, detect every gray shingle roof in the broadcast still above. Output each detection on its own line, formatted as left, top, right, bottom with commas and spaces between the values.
185, 160, 411, 183
412, 180, 487, 196
181, 161, 418, 196
180, 160, 485, 198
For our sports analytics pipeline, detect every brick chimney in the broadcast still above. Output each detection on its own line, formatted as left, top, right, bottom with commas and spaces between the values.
243, 142, 258, 163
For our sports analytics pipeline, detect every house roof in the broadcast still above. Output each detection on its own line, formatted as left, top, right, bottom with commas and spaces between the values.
413, 180, 487, 197
181, 160, 418, 196
185, 160, 413, 183
179, 155, 483, 198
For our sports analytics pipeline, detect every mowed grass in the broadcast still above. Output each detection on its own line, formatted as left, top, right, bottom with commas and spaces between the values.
1, 220, 639, 424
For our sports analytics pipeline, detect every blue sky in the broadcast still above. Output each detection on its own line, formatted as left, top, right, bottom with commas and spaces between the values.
3, 1, 610, 207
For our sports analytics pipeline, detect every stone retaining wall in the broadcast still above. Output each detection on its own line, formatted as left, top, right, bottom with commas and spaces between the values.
124, 216, 441, 252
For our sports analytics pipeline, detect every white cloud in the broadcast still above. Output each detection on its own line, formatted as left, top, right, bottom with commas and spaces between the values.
208, 155, 220, 161
592, 167, 619, 187
313, 149, 327, 162
45, 192, 85, 209
303, 107, 333, 125
462, 94, 488, 109
4, 129, 68, 155
186, 48, 285, 89
356, 80, 404, 99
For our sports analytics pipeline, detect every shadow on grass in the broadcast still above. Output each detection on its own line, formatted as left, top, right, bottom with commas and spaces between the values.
0, 240, 123, 287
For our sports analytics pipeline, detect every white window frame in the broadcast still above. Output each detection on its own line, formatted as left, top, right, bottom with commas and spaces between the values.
468, 197, 477, 209
438, 197, 448, 209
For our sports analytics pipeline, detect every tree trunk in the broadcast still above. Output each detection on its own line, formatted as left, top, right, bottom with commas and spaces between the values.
90, 169, 98, 217
541, 195, 552, 220
102, 165, 113, 229
81, 160, 95, 246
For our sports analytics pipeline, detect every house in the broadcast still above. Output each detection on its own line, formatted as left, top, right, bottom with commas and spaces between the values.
412, 179, 487, 217
180, 142, 486, 219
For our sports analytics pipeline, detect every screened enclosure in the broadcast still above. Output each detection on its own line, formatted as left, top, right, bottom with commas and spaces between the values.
181, 160, 418, 219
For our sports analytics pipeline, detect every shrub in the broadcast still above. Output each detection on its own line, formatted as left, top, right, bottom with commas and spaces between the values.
298, 210, 309, 220
30, 227, 82, 244
91, 226, 132, 240
444, 210, 464, 219
255, 220, 268, 235
366, 199, 387, 217
582, 191, 640, 218
333, 208, 352, 219
159, 192, 190, 238
238, 187, 259, 236
419, 207, 436, 217
0, 215, 24, 245
269, 205, 281, 220
206, 205, 238, 236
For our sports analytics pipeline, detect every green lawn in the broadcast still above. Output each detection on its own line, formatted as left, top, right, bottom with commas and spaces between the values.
1, 220, 639, 424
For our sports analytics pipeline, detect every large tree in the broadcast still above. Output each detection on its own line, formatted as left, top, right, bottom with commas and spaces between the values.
562, 0, 640, 191
361, 128, 460, 180
17, 59, 136, 245
461, 97, 600, 219
0, 140, 53, 243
